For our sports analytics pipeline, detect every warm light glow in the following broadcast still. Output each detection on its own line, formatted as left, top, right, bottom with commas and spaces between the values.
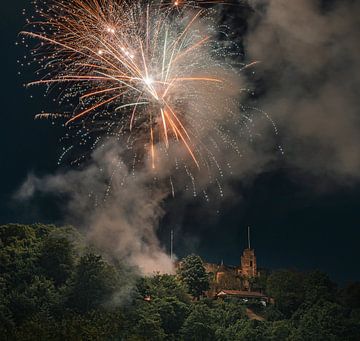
143, 77, 154, 86
20, 0, 270, 191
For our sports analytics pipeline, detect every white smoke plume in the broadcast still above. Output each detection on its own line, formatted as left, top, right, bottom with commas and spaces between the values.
16, 143, 174, 275
245, 0, 360, 185
15, 0, 360, 277
15, 5, 251, 276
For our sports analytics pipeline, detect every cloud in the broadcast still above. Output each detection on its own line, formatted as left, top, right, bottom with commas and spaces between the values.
15, 0, 360, 278
17, 143, 174, 275
15, 7, 256, 276
245, 0, 360, 184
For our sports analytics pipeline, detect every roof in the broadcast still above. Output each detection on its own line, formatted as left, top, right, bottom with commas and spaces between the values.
216, 290, 267, 298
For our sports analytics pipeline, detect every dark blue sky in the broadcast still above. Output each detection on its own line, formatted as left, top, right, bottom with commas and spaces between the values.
1, 1, 359, 284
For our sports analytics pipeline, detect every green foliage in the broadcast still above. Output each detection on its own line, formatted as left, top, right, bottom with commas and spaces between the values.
39, 232, 76, 286
180, 300, 247, 341
137, 273, 190, 303
133, 274, 190, 338
0, 224, 43, 288
177, 254, 210, 299
224, 319, 269, 341
122, 300, 167, 341
132, 309, 166, 341
264, 305, 285, 321
154, 296, 189, 335
290, 301, 360, 341
211, 299, 247, 327
303, 270, 337, 305
340, 281, 360, 310
66, 252, 119, 313
180, 302, 217, 341
13, 310, 126, 340
8, 275, 60, 322
1, 223, 359, 340
266, 270, 304, 317
266, 320, 293, 340
0, 224, 129, 339
251, 272, 268, 292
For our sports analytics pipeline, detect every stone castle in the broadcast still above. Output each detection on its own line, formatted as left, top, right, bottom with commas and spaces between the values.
204, 246, 260, 294
175, 227, 270, 302
202, 228, 267, 298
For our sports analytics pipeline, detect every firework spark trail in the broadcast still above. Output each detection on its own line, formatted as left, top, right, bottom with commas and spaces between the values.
20, 0, 276, 196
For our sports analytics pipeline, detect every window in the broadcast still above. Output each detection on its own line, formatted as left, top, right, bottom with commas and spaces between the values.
250, 261, 253, 267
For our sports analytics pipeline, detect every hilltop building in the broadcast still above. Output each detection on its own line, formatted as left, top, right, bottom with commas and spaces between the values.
174, 227, 269, 302
204, 246, 260, 293
202, 227, 267, 298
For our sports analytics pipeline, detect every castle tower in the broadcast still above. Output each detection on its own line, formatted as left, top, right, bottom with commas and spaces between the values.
239, 227, 258, 290
240, 248, 257, 278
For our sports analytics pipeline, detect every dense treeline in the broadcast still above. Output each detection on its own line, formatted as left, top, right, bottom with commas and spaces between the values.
0, 224, 359, 340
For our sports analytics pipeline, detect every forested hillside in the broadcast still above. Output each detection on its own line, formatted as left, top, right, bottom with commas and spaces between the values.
1, 224, 359, 340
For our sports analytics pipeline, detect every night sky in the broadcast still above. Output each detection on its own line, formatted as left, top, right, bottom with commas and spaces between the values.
1, 1, 359, 284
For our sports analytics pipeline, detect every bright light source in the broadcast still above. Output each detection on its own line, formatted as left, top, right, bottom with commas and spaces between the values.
144, 77, 154, 86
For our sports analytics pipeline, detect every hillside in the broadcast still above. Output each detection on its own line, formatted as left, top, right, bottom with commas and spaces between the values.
1, 223, 359, 340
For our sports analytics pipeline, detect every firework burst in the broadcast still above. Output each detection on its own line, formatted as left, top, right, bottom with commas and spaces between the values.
20, 0, 275, 198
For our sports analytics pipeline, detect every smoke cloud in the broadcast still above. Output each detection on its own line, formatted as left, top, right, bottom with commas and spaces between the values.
245, 0, 360, 184
15, 0, 360, 278
15, 7, 250, 277
16, 143, 174, 275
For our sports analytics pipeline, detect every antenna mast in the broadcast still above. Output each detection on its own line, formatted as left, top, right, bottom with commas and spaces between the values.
170, 229, 174, 261
248, 226, 251, 249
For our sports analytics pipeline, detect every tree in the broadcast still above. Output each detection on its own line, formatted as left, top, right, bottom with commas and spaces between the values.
133, 310, 166, 341
177, 255, 209, 299
0, 224, 43, 288
57, 310, 126, 340
303, 270, 336, 305
66, 252, 118, 313
266, 320, 293, 340
0, 277, 14, 337
340, 281, 360, 310
137, 274, 190, 303
39, 233, 76, 286
224, 319, 268, 341
210, 299, 246, 328
0, 224, 66, 325
8, 275, 60, 323
180, 303, 217, 341
0, 224, 130, 339
266, 270, 304, 317
290, 301, 359, 341
124, 301, 167, 341
264, 305, 285, 321
2, 224, 360, 340
154, 296, 189, 336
